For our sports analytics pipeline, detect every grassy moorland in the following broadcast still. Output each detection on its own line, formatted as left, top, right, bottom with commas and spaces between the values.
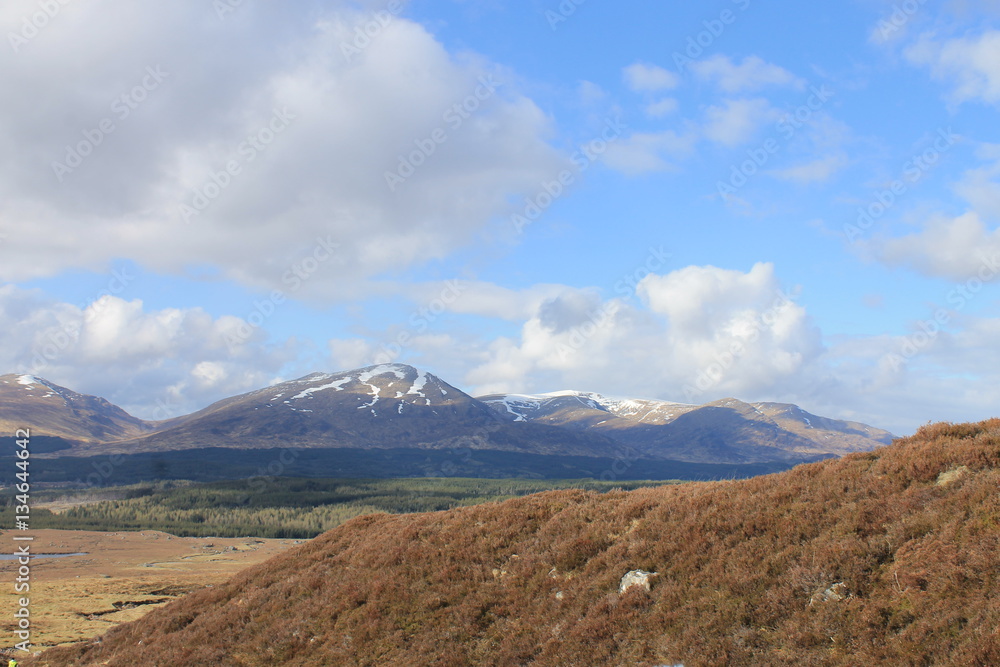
29, 419, 1000, 666
0, 477, 681, 539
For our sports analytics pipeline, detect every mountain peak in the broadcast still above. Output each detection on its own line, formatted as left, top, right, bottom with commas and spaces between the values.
0, 374, 150, 442
2, 373, 61, 396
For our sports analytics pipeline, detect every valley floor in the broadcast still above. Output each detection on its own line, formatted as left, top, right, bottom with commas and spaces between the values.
0, 529, 298, 653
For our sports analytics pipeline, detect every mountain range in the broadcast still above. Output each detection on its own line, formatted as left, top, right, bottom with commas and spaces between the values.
0, 365, 894, 483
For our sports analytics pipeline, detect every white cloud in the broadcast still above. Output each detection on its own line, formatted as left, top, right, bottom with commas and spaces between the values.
644, 98, 679, 118
690, 55, 804, 93
578, 80, 607, 105
702, 98, 778, 147
328, 338, 378, 371
0, 285, 299, 419
953, 143, 1000, 221
905, 29, 1000, 106
602, 129, 698, 175
433, 281, 573, 321
623, 62, 680, 92
769, 154, 848, 184
873, 211, 1000, 280
0, 0, 564, 301
461, 263, 824, 404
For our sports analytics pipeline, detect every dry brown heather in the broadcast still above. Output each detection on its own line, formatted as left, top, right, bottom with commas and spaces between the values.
29, 420, 1000, 666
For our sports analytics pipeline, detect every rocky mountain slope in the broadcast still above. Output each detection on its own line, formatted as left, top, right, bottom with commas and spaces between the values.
32, 419, 1000, 666
0, 374, 150, 442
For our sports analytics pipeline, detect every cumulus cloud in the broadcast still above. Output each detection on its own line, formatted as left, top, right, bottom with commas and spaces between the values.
644, 98, 679, 118
953, 143, 1000, 221
905, 29, 1000, 106
702, 98, 778, 147
407, 280, 573, 322
461, 263, 824, 404
873, 211, 1000, 280
602, 129, 698, 175
691, 55, 804, 93
769, 154, 849, 184
0, 0, 564, 300
0, 285, 299, 419
623, 62, 680, 92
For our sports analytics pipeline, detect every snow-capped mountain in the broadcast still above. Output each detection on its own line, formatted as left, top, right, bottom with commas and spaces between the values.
0, 373, 151, 442
481, 391, 698, 426
1, 365, 895, 472
480, 391, 894, 464
95, 364, 619, 458
246, 364, 467, 418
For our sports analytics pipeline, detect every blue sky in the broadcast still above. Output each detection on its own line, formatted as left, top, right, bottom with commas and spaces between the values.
2, 0, 999, 435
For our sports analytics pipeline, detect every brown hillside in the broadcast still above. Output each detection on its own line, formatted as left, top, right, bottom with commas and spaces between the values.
31, 420, 1000, 666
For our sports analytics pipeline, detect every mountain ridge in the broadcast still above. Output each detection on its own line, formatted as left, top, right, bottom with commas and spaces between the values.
479, 389, 893, 463
1, 365, 893, 469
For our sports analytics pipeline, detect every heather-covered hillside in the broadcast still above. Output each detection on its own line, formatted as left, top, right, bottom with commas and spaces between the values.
33, 420, 1000, 666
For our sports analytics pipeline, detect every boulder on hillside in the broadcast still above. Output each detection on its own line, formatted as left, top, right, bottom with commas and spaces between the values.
619, 569, 658, 594
809, 581, 849, 606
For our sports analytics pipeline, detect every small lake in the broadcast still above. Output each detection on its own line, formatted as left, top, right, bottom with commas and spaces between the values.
0, 552, 88, 560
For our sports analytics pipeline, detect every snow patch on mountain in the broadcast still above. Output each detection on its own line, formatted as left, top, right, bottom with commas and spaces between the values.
482, 391, 697, 425
358, 364, 407, 383
290, 377, 353, 401
408, 371, 428, 398
15, 374, 61, 399
489, 394, 543, 422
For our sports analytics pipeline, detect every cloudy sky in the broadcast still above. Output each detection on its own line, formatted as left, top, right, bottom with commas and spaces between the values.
2, 0, 999, 434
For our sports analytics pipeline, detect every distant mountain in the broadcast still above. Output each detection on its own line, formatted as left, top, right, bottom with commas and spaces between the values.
0, 374, 151, 442
80, 364, 620, 459
479, 391, 893, 464
37, 419, 1000, 666
1, 365, 895, 482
